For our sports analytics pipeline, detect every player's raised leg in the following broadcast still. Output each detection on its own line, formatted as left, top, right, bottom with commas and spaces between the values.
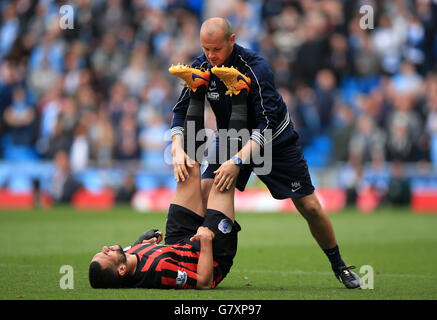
169, 64, 210, 164
205, 66, 251, 221
172, 162, 204, 216
169, 64, 210, 214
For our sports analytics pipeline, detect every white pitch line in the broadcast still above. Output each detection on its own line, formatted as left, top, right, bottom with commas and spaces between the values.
232, 269, 437, 279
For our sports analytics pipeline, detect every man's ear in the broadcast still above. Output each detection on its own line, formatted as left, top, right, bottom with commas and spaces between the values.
229, 33, 236, 46
118, 264, 127, 276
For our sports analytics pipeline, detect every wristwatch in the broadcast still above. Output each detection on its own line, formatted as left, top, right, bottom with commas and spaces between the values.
231, 156, 243, 167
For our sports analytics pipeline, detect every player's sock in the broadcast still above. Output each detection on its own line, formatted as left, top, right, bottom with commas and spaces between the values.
184, 86, 207, 163
229, 90, 248, 132
323, 244, 346, 273
205, 208, 236, 230
223, 89, 249, 161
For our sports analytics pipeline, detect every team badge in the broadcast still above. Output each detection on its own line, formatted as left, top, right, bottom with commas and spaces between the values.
218, 218, 232, 234
176, 270, 187, 286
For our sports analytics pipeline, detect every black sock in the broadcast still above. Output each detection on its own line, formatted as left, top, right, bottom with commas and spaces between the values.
229, 91, 248, 132
323, 245, 346, 272
227, 90, 248, 158
183, 86, 207, 163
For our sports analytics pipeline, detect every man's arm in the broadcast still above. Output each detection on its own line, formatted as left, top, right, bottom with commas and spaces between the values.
213, 137, 261, 192
190, 226, 215, 289
172, 134, 195, 182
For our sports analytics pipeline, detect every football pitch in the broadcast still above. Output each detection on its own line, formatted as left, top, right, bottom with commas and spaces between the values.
1, 206, 436, 300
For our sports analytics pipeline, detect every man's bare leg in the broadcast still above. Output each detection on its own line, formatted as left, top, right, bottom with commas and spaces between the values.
292, 193, 337, 249
172, 163, 204, 216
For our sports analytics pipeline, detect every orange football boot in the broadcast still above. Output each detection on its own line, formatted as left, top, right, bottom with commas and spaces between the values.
168, 64, 210, 91
211, 66, 251, 96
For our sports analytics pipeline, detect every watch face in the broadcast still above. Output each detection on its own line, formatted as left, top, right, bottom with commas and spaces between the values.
233, 156, 242, 165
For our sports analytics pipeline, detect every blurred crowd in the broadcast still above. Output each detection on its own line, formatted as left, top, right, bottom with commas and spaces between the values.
0, 0, 437, 205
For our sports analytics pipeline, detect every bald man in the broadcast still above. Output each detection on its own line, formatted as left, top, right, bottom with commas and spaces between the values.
169, 17, 362, 289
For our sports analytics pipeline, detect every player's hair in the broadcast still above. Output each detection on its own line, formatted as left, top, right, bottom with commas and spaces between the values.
201, 17, 234, 40
222, 19, 233, 40
88, 261, 123, 288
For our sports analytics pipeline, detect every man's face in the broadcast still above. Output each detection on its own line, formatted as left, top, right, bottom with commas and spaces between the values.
200, 31, 235, 67
91, 245, 126, 270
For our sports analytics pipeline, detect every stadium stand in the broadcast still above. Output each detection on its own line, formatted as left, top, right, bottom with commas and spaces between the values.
0, 0, 436, 212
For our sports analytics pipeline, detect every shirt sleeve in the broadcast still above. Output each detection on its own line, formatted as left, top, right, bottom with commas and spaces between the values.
159, 259, 198, 289
246, 61, 281, 149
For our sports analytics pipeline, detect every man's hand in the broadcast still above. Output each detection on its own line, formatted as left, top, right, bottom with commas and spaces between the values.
172, 135, 195, 182
141, 231, 163, 244
213, 159, 240, 192
190, 226, 215, 242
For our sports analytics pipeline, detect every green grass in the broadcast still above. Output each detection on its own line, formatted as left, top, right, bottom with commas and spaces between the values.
0, 205, 436, 300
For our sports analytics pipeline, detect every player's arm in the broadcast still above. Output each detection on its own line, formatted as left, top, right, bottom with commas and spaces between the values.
190, 226, 215, 289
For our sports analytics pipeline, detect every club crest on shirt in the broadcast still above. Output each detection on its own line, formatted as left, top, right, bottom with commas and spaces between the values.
176, 270, 187, 286
218, 218, 232, 234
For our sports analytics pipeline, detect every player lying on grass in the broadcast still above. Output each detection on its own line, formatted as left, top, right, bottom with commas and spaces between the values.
88, 161, 240, 289
89, 65, 241, 289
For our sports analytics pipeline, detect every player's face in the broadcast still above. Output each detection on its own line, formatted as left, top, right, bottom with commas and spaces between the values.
200, 31, 235, 67
91, 245, 126, 269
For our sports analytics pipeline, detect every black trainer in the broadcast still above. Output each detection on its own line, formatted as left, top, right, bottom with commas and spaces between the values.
335, 265, 362, 289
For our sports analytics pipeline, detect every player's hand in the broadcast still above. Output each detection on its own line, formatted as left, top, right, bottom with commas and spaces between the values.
172, 136, 195, 182
190, 227, 215, 242
213, 159, 240, 192
141, 231, 163, 244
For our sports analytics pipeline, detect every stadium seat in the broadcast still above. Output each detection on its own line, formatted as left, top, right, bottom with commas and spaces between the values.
303, 134, 332, 168
76, 169, 104, 193
7, 175, 33, 193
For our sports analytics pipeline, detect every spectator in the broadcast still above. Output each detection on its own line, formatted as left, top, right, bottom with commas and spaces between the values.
372, 12, 408, 74
90, 32, 127, 87
349, 114, 386, 164
115, 173, 136, 204
292, 84, 321, 147
3, 86, 36, 147
385, 92, 423, 161
332, 102, 356, 162
139, 111, 169, 171
114, 114, 140, 161
50, 149, 82, 204
314, 69, 337, 132
385, 161, 411, 206
69, 121, 89, 174
35, 85, 63, 156
328, 33, 353, 79
390, 60, 422, 95
88, 108, 115, 167
120, 43, 149, 96
45, 115, 72, 159
0, 3, 19, 60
